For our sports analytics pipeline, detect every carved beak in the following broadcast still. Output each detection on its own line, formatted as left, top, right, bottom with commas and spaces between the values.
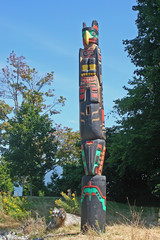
84, 30, 91, 45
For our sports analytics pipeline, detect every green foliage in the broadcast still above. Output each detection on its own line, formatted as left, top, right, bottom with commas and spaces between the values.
1, 193, 30, 220
0, 100, 12, 154
54, 191, 80, 215
4, 101, 57, 195
47, 162, 84, 196
38, 190, 44, 197
0, 100, 12, 121
54, 126, 81, 165
0, 51, 66, 195
0, 158, 14, 194
105, 0, 160, 203
23, 174, 47, 196
46, 128, 83, 196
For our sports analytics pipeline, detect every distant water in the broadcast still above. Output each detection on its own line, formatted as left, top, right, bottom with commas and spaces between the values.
14, 166, 63, 196
45, 166, 63, 185
14, 185, 23, 196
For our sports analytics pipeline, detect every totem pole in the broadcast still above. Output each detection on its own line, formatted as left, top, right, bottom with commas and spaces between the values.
79, 20, 106, 232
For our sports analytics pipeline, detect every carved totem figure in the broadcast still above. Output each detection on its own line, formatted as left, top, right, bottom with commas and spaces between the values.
79, 20, 106, 232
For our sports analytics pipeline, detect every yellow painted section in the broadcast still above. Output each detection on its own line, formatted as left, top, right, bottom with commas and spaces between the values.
81, 72, 96, 77
84, 30, 91, 45
82, 64, 88, 71
89, 64, 96, 70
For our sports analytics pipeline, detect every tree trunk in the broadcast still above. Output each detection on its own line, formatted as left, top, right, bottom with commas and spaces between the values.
22, 176, 28, 196
30, 178, 33, 196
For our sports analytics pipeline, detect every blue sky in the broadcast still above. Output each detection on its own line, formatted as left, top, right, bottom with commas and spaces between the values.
0, 0, 138, 131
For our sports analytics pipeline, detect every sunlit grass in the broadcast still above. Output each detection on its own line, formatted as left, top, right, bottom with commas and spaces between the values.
0, 196, 159, 240
38, 224, 160, 240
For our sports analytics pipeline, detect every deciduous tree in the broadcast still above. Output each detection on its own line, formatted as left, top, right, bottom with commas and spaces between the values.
4, 101, 57, 196
0, 158, 14, 194
46, 128, 83, 196
0, 51, 66, 195
0, 50, 66, 113
54, 126, 81, 165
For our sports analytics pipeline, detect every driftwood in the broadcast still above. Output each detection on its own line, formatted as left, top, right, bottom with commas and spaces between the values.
64, 213, 81, 226
47, 208, 80, 230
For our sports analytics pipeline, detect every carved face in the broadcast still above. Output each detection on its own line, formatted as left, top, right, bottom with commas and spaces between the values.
82, 20, 99, 46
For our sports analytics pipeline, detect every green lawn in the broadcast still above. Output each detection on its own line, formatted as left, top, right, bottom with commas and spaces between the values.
27, 196, 159, 226
27, 196, 57, 222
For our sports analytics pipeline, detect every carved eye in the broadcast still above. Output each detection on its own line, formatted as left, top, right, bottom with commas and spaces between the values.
90, 31, 96, 37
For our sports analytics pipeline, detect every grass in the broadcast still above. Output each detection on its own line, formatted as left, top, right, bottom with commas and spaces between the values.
0, 196, 160, 239
0, 211, 22, 229
27, 196, 57, 222
27, 196, 159, 226
106, 200, 159, 227
40, 224, 160, 240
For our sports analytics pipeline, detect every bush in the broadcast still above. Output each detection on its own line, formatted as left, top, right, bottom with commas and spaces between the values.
54, 191, 80, 216
1, 192, 30, 220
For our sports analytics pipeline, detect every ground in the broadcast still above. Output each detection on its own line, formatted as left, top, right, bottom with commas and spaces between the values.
0, 196, 160, 239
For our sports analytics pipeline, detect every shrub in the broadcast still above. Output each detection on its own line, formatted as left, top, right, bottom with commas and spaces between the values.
1, 192, 30, 220
54, 191, 80, 216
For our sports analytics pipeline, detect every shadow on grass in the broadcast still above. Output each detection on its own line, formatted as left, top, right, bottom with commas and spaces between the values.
106, 200, 159, 228
26, 197, 159, 228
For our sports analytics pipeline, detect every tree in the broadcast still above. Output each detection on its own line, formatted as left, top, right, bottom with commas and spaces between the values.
0, 100, 12, 154
103, 128, 156, 204
0, 158, 14, 194
46, 128, 84, 196
0, 100, 12, 120
4, 101, 57, 196
0, 51, 66, 195
54, 126, 81, 165
105, 0, 160, 203
0, 50, 66, 113
47, 163, 83, 196
0, 99, 14, 194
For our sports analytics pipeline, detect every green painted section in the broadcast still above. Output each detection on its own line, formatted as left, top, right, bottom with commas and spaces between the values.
92, 149, 101, 174
81, 186, 106, 211
82, 30, 98, 39
82, 149, 88, 175
82, 31, 85, 39
89, 30, 98, 38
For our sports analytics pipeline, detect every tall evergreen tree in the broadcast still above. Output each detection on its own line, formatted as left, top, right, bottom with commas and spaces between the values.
105, 0, 160, 203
